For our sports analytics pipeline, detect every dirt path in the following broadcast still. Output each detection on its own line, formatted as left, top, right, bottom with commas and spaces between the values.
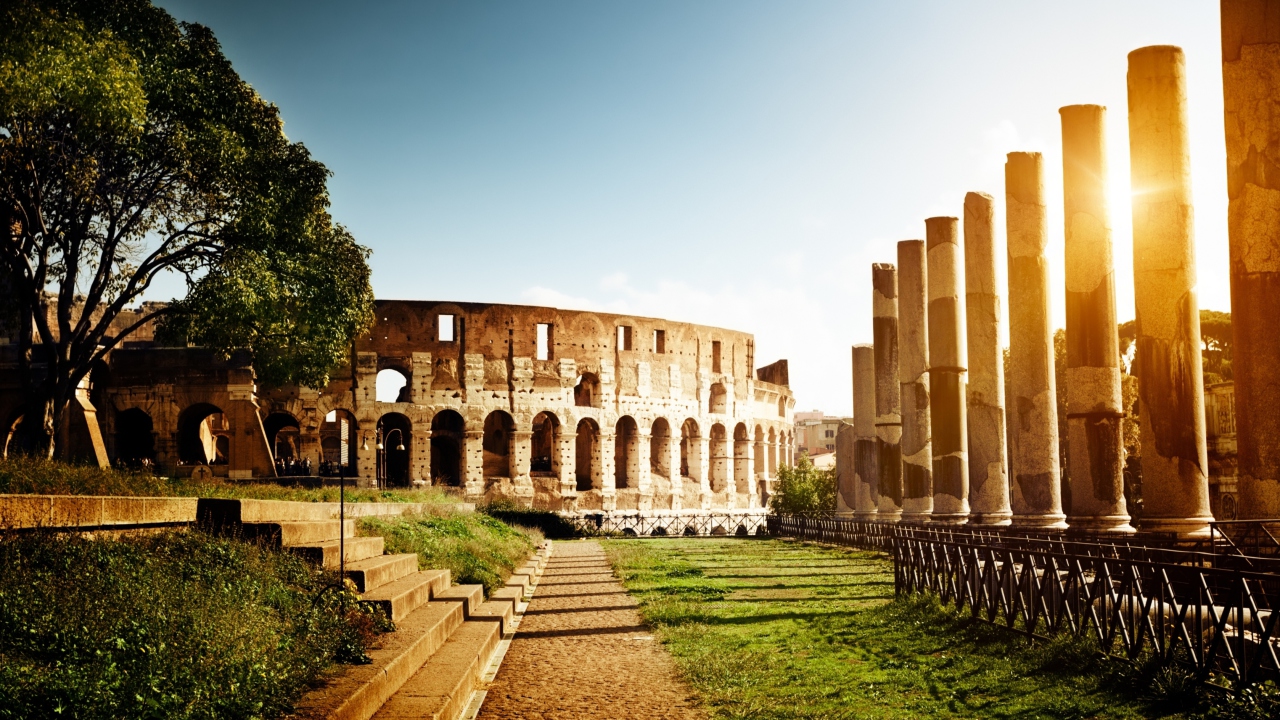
475, 541, 706, 720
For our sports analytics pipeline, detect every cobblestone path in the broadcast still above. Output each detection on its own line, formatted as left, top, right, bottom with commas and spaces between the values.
476, 541, 706, 720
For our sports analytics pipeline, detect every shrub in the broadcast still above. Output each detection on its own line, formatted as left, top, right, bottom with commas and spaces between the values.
768, 455, 836, 516
0, 530, 380, 719
480, 500, 581, 539
361, 510, 538, 595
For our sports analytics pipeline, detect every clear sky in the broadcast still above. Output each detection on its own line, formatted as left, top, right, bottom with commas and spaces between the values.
156, 0, 1227, 417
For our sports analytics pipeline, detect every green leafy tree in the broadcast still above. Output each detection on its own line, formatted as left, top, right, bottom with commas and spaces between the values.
0, 0, 374, 457
769, 455, 837, 516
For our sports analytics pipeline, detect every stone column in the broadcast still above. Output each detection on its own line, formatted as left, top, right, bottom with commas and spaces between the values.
1127, 46, 1213, 536
1006, 152, 1067, 528
745, 438, 758, 508
511, 429, 534, 506
852, 343, 879, 517
873, 263, 904, 521
668, 437, 684, 512
599, 429, 617, 511
637, 427, 653, 511
557, 431, 577, 511
926, 217, 969, 524
897, 240, 933, 523
1222, 1, 1280, 518
697, 435, 712, 509
1060, 104, 1134, 533
463, 429, 485, 499
964, 192, 1012, 526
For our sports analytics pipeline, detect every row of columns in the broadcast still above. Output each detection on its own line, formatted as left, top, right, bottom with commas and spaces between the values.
844, 43, 1221, 536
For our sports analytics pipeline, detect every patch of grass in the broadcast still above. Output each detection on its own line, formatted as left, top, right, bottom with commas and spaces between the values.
604, 538, 1236, 719
360, 510, 540, 595
0, 455, 460, 504
479, 500, 584, 539
0, 530, 382, 719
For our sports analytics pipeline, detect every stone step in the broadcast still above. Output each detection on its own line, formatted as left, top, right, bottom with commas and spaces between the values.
370, 621, 502, 720
488, 586, 523, 612
471, 599, 516, 635
240, 519, 356, 548
432, 584, 484, 617
345, 553, 419, 593
289, 536, 386, 569
503, 572, 532, 594
361, 569, 451, 622
291, 600, 465, 720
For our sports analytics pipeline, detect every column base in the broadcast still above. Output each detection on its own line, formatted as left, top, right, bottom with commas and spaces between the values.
876, 510, 902, 523
1138, 515, 1213, 539
927, 513, 970, 526
1066, 515, 1136, 534
968, 511, 1013, 527
899, 512, 933, 525
852, 510, 879, 519
1010, 513, 1067, 530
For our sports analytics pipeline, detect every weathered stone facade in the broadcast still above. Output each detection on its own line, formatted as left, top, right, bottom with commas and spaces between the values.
1, 301, 795, 512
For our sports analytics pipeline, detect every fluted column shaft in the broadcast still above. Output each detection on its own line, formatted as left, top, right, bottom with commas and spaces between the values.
964, 192, 1012, 526
873, 263, 904, 521
898, 240, 933, 523
1006, 152, 1067, 528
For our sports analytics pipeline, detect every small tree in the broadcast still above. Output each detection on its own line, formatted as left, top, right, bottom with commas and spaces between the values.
769, 455, 836, 516
1, 0, 374, 458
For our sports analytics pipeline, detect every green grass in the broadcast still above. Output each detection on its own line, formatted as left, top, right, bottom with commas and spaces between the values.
0, 530, 384, 720
603, 538, 1277, 720
0, 455, 460, 504
360, 510, 541, 595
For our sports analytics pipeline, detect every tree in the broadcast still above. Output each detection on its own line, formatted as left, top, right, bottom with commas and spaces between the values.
0, 0, 374, 458
768, 455, 837, 516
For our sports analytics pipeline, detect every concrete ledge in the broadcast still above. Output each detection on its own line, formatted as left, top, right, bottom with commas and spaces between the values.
0, 494, 197, 530
197, 498, 473, 528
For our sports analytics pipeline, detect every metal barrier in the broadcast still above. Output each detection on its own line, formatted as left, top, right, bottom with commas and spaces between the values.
771, 514, 1280, 691
567, 511, 769, 537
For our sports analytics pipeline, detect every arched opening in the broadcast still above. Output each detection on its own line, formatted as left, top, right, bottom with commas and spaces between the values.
709, 382, 728, 414
320, 409, 357, 477
753, 425, 765, 475
177, 403, 227, 465
778, 397, 786, 417
114, 408, 155, 468
483, 410, 516, 478
768, 427, 778, 471
264, 412, 306, 476
530, 412, 559, 475
614, 416, 639, 489
573, 373, 600, 408
734, 423, 751, 498
709, 423, 729, 494
376, 367, 410, 404
430, 410, 464, 486
377, 412, 412, 487
680, 418, 700, 478
575, 418, 600, 491
650, 418, 672, 478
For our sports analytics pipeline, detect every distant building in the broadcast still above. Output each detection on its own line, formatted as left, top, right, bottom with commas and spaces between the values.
794, 411, 849, 458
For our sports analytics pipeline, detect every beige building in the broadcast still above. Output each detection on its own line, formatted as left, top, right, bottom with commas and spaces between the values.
794, 411, 848, 458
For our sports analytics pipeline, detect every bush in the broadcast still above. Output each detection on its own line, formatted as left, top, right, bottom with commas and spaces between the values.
480, 500, 582, 539
360, 510, 539, 595
0, 530, 381, 719
768, 455, 836, 516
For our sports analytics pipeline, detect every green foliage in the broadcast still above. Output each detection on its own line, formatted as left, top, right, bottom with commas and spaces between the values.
360, 511, 539, 595
768, 455, 836, 516
604, 538, 1240, 719
0, 531, 381, 719
0, 455, 461, 504
0, 0, 373, 453
480, 500, 584, 539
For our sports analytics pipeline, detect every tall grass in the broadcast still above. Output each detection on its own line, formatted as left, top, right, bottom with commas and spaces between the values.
361, 510, 541, 595
0, 455, 459, 504
0, 530, 383, 719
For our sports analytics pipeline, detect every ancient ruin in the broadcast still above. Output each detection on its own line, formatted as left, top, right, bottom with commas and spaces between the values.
926, 217, 969, 524
872, 264, 904, 521
897, 240, 933, 523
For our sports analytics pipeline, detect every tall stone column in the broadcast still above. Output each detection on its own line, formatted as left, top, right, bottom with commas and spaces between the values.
852, 343, 879, 517
557, 431, 577, 511
964, 192, 1012, 526
873, 263, 904, 521
925, 217, 970, 524
637, 427, 653, 511
668, 437, 684, 512
897, 240, 933, 523
1127, 46, 1213, 537
599, 429, 617, 511
463, 429, 485, 499
697, 435, 712, 509
1222, 1, 1280, 518
1006, 152, 1067, 528
1060, 104, 1134, 533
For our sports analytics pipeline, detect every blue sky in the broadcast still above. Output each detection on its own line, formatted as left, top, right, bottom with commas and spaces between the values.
157, 0, 1227, 416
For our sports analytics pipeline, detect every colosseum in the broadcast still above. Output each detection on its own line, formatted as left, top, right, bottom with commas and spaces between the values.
1, 300, 796, 518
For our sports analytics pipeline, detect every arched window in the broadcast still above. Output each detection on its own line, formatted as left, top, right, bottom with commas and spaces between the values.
177, 403, 227, 465
377, 412, 412, 487
679, 418, 700, 478
709, 383, 728, 414
650, 418, 672, 478
431, 410, 464, 486
575, 418, 600, 491
574, 373, 600, 408
483, 411, 516, 478
114, 408, 155, 468
376, 368, 410, 403
733, 423, 750, 499
263, 412, 301, 469
614, 416, 639, 489
531, 412, 559, 474
709, 423, 729, 494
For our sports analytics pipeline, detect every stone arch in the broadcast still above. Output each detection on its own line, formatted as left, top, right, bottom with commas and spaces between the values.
650, 418, 673, 479
754, 424, 765, 475
177, 403, 228, 465
709, 423, 729, 494
709, 382, 727, 414
431, 409, 465, 485
114, 408, 155, 468
320, 409, 357, 476
531, 411, 559, 475
574, 373, 600, 408
680, 418, 700, 479
263, 411, 300, 459
734, 423, 750, 497
575, 418, 600, 491
614, 416, 639, 489
377, 412, 412, 487
483, 410, 516, 478
376, 367, 410, 404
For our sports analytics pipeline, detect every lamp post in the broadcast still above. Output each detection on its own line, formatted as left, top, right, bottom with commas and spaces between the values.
376, 427, 406, 490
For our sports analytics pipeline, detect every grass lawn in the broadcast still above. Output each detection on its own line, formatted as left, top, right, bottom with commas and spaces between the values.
603, 538, 1227, 720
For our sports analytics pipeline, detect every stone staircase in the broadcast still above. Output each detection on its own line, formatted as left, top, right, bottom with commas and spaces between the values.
196, 499, 547, 720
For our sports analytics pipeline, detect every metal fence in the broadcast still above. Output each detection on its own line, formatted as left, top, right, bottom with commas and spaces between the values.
771, 514, 1280, 691
568, 511, 770, 537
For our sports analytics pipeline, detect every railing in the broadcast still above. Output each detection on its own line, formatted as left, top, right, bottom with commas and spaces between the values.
1211, 520, 1280, 565
771, 514, 1280, 691
568, 511, 769, 537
